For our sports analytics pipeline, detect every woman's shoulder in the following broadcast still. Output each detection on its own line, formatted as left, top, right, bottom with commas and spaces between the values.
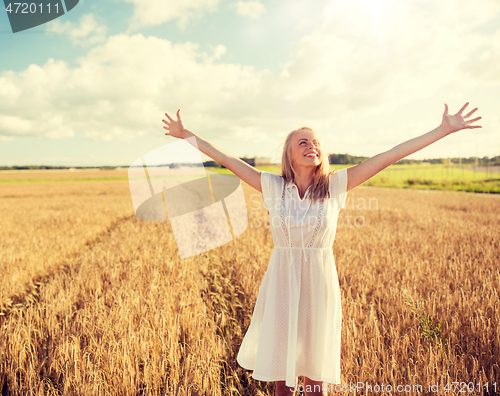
260, 171, 284, 209
261, 170, 284, 184
327, 168, 344, 194
327, 168, 349, 208
327, 169, 339, 182
260, 170, 284, 194
328, 168, 346, 180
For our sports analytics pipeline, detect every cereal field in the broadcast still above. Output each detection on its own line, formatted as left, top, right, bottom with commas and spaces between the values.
0, 170, 499, 395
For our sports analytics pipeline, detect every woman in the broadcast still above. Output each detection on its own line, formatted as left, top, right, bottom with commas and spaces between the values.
162, 103, 481, 396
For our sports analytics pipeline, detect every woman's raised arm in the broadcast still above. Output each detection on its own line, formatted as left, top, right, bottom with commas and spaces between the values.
345, 102, 482, 193
162, 110, 262, 193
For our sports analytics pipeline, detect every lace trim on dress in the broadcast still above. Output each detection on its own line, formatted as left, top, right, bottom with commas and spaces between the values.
280, 180, 292, 247
279, 180, 324, 249
308, 198, 324, 248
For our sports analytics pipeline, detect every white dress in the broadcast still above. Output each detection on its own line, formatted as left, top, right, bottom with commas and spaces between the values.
237, 168, 348, 388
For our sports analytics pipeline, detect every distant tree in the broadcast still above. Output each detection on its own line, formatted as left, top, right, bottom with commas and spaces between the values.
491, 156, 500, 165
395, 158, 422, 165
203, 160, 222, 168
329, 153, 368, 165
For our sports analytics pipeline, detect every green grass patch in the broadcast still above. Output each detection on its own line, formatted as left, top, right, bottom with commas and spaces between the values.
208, 164, 500, 194
364, 176, 500, 194
401, 288, 449, 348
3, 164, 499, 194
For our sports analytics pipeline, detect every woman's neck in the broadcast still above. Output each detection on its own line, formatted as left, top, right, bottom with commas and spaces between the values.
292, 168, 315, 198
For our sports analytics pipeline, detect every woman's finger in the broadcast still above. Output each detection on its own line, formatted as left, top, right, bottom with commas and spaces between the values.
457, 102, 469, 115
177, 109, 182, 121
165, 112, 174, 122
466, 116, 482, 124
464, 108, 478, 119
162, 119, 170, 125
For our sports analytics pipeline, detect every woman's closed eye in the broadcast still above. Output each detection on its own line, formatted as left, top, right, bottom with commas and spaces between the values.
300, 141, 319, 145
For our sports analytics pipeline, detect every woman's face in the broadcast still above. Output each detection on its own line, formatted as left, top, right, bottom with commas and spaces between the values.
290, 129, 321, 170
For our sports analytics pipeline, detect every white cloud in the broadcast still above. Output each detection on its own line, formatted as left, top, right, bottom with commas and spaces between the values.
232, 1, 266, 19
1, 0, 499, 158
208, 44, 227, 61
277, 0, 500, 117
48, 13, 107, 46
120, 0, 219, 31
0, 34, 269, 142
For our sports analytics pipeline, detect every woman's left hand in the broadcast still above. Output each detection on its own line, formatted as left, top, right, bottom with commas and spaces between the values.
441, 102, 482, 135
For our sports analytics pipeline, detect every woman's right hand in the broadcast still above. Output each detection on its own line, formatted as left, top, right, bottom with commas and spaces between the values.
163, 109, 188, 139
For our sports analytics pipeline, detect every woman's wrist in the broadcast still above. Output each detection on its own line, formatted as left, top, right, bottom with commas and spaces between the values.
181, 128, 195, 139
437, 123, 453, 137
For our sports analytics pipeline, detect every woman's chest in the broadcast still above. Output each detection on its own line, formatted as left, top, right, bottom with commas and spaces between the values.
280, 193, 333, 229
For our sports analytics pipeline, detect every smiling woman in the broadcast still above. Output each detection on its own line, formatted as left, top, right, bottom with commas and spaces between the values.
163, 102, 482, 396
280, 126, 331, 202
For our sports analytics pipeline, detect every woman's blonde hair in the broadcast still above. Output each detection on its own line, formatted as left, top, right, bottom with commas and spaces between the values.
280, 126, 334, 203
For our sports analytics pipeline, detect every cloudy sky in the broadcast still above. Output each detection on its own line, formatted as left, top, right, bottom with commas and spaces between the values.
0, 0, 499, 166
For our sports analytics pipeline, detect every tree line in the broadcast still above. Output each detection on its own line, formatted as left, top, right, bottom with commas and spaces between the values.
2, 155, 499, 171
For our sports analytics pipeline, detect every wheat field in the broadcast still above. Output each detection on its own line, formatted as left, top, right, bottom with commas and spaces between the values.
0, 172, 499, 395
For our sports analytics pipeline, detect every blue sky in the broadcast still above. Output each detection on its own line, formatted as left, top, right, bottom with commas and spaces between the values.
1, 0, 499, 166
